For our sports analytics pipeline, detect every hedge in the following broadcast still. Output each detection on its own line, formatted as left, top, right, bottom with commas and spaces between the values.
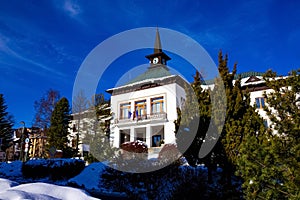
22, 158, 85, 181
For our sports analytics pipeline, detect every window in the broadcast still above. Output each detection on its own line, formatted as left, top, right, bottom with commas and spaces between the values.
135, 128, 146, 142
120, 103, 131, 119
263, 120, 268, 128
120, 130, 130, 145
151, 126, 164, 147
151, 96, 164, 114
255, 97, 265, 109
135, 100, 147, 119
152, 135, 162, 147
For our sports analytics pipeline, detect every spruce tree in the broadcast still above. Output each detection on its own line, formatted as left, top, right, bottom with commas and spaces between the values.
235, 102, 269, 199
212, 51, 239, 186
48, 97, 72, 157
263, 69, 300, 199
213, 51, 265, 189
236, 69, 300, 199
82, 94, 116, 163
176, 71, 211, 166
0, 94, 14, 152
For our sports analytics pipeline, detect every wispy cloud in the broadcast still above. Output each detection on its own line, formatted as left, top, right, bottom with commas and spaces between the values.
63, 0, 81, 17
0, 33, 65, 78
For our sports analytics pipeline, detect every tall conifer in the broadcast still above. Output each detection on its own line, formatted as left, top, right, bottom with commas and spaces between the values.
48, 97, 72, 157
0, 94, 14, 152
237, 69, 300, 199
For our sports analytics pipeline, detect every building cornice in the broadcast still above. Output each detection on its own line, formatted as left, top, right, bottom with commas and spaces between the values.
106, 75, 188, 96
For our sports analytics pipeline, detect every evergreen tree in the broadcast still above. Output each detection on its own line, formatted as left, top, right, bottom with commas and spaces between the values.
237, 69, 300, 199
210, 51, 266, 190
210, 51, 239, 186
263, 69, 300, 199
0, 94, 14, 152
47, 97, 72, 157
176, 71, 211, 166
82, 94, 116, 163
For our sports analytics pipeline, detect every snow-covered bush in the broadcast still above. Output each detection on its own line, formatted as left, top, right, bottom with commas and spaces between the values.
0, 161, 23, 179
22, 158, 85, 180
158, 143, 182, 165
101, 162, 207, 200
120, 140, 148, 160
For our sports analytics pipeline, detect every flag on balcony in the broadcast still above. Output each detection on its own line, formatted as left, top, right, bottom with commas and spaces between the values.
135, 110, 139, 119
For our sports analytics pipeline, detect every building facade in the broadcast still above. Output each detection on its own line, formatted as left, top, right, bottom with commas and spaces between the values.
107, 30, 187, 153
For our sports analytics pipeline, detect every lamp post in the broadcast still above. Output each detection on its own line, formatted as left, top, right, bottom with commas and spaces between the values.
20, 121, 25, 162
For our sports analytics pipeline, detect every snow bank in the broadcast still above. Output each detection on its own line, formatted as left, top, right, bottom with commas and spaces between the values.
68, 162, 128, 199
68, 162, 107, 190
0, 178, 100, 200
0, 178, 19, 192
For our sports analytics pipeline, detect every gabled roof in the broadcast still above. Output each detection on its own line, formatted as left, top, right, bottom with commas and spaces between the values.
245, 75, 262, 83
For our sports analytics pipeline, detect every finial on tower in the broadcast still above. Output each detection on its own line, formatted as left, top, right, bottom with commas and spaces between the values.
154, 27, 162, 53
145, 27, 171, 66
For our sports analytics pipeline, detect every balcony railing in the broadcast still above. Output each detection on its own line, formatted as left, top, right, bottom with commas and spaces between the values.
115, 112, 167, 124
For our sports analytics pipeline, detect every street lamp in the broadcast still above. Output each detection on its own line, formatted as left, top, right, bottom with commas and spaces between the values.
20, 121, 25, 162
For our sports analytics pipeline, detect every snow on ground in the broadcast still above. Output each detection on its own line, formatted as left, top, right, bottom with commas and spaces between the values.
68, 162, 128, 199
0, 178, 100, 200
0, 161, 22, 179
0, 178, 19, 192
68, 162, 107, 190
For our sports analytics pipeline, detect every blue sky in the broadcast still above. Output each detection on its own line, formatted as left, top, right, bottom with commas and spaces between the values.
0, 0, 299, 128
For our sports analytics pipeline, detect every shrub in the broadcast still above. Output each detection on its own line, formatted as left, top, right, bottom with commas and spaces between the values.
101, 161, 207, 200
158, 143, 183, 165
120, 140, 148, 160
22, 158, 85, 181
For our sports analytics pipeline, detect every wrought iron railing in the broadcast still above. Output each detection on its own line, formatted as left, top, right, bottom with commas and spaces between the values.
115, 112, 167, 124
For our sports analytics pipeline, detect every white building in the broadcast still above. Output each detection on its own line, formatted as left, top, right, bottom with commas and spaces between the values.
69, 104, 110, 158
238, 72, 277, 128
70, 30, 289, 159
106, 30, 187, 152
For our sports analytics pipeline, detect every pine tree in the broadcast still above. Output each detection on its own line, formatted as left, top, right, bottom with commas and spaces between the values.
235, 102, 269, 199
236, 69, 300, 199
82, 94, 116, 163
0, 94, 14, 152
263, 69, 300, 199
176, 71, 211, 166
213, 51, 266, 189
47, 97, 72, 157
210, 51, 239, 186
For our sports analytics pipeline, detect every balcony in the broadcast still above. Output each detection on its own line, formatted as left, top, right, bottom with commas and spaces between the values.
115, 112, 167, 124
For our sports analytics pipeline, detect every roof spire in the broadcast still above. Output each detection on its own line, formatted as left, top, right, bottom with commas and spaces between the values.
154, 27, 162, 53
